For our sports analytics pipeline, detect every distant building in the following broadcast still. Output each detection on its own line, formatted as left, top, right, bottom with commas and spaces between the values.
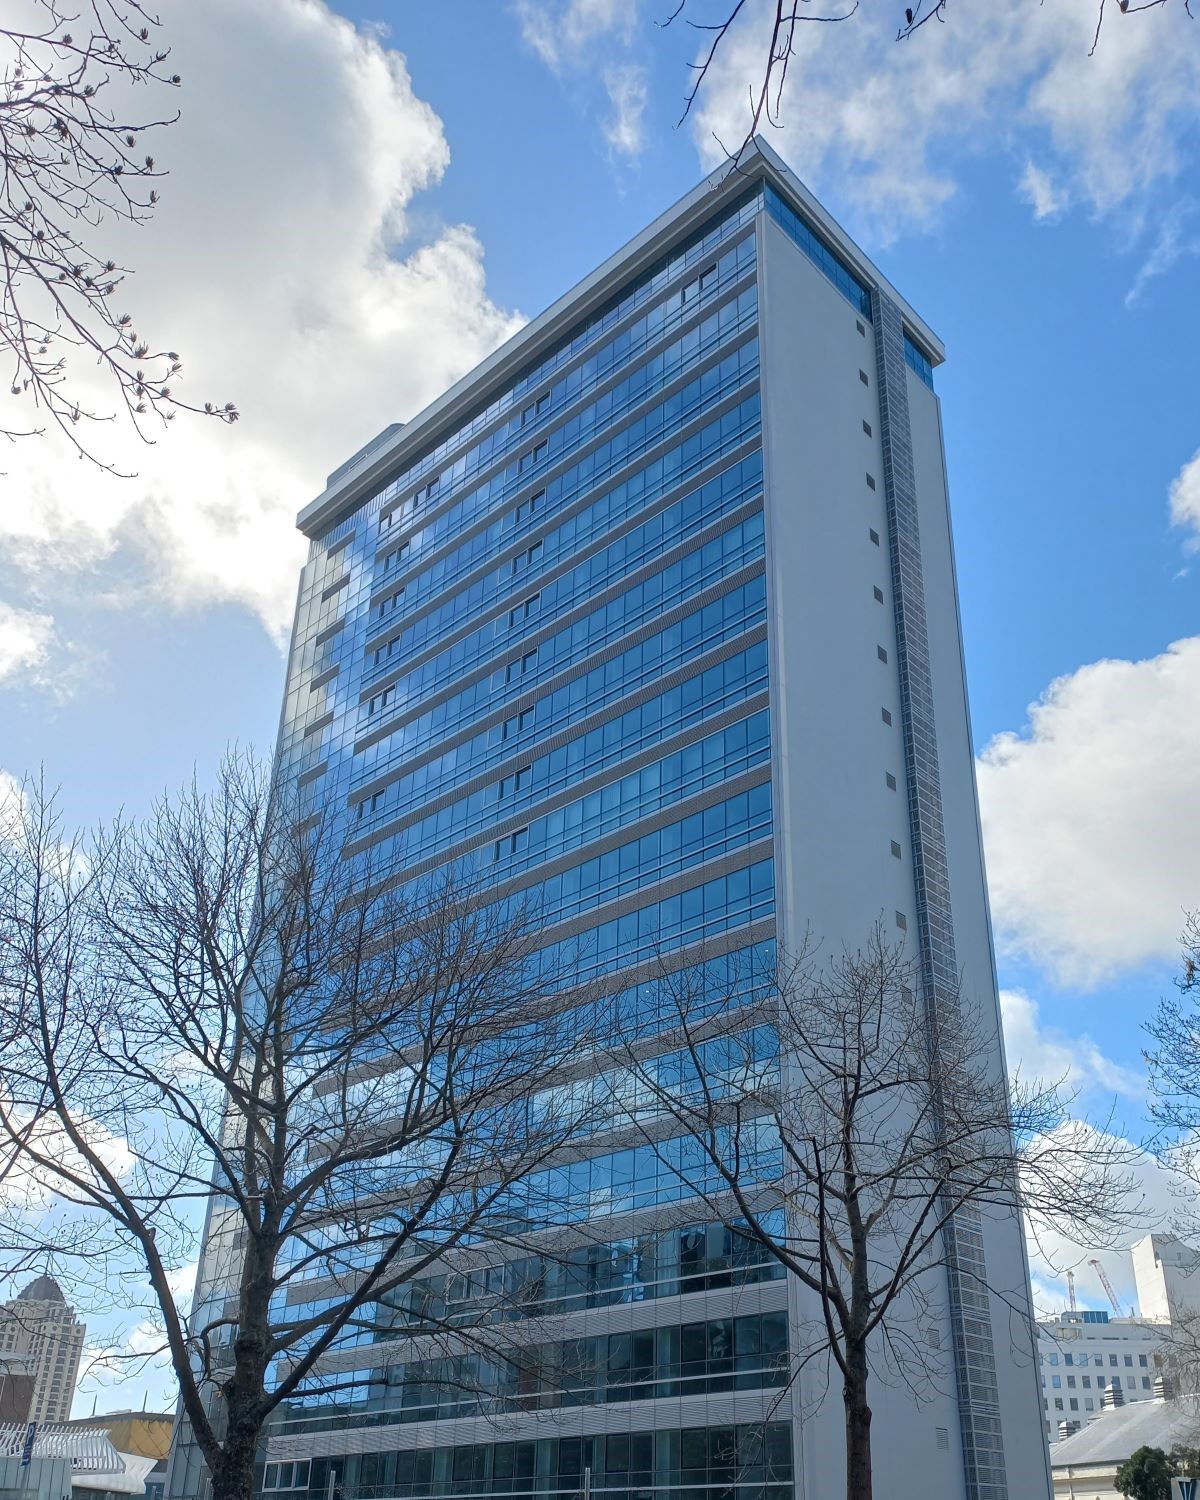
1037, 1310, 1166, 1437
65, 1412, 174, 1500
65, 1413, 173, 1463
1048, 1393, 1200, 1499
1132, 1233, 1200, 1323
0, 1421, 126, 1500
0, 1275, 86, 1424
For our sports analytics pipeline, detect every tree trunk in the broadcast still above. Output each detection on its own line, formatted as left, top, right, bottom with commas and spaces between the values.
209, 1433, 259, 1500
844, 1342, 873, 1500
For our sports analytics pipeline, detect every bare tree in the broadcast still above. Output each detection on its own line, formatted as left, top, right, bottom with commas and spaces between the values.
1145, 912, 1200, 1211
2, 1, 236, 468
619, 929, 1142, 1500
1141, 911, 1200, 1391
0, 759, 597, 1500
662, 0, 1194, 161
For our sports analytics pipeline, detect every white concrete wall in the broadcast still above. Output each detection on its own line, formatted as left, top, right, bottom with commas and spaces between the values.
757, 211, 1050, 1499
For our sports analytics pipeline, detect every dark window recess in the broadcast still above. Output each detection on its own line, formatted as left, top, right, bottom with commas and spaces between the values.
881, 708, 892, 725
863, 420, 872, 436
512, 540, 543, 574
873, 586, 885, 603
498, 766, 532, 800
357, 789, 385, 820
891, 841, 902, 859
493, 829, 529, 861
518, 440, 548, 470
886, 772, 897, 791
856, 320, 866, 337
859, 370, 870, 386
866, 473, 877, 491
522, 392, 551, 425
896, 911, 907, 930
507, 650, 538, 683
510, 594, 541, 628
869, 528, 880, 546
877, 645, 888, 662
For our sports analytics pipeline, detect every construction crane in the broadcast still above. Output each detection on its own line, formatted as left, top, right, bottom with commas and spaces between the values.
1089, 1258, 1122, 1315
1067, 1269, 1077, 1312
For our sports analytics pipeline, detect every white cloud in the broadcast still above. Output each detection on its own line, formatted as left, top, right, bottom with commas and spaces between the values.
1126, 197, 1200, 307
977, 637, 1200, 988
0, 1107, 135, 1216
0, 602, 53, 684
515, 0, 639, 70
1169, 449, 1200, 554
1000, 989, 1144, 1103
687, 0, 1200, 240
603, 64, 649, 158
0, 0, 522, 677
1023, 1125, 1176, 1318
1017, 160, 1068, 222
516, 0, 649, 160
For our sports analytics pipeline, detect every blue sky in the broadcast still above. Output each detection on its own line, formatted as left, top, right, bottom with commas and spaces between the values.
1, 0, 1197, 1408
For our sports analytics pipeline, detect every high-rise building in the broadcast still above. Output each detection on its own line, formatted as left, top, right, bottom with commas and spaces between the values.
1132, 1234, 1200, 1323
175, 139, 1049, 1500
0, 1275, 86, 1424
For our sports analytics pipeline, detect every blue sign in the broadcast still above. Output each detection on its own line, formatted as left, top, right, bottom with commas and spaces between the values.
19, 1422, 36, 1467
1172, 1478, 1197, 1500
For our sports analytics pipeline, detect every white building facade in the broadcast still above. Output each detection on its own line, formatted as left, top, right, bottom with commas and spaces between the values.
1132, 1234, 1200, 1324
1038, 1312, 1165, 1437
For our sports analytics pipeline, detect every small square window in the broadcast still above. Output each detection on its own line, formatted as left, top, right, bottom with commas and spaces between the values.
891, 841, 902, 859
859, 370, 870, 386
877, 645, 888, 662
886, 772, 897, 790
863, 420, 872, 436
866, 474, 877, 491
869, 528, 880, 546
856, 320, 866, 337
895, 911, 907, 930
873, 586, 884, 603
881, 708, 892, 725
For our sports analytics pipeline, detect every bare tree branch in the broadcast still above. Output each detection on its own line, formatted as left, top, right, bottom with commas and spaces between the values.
1, 1, 237, 470
618, 926, 1144, 1499
0, 760, 601, 1500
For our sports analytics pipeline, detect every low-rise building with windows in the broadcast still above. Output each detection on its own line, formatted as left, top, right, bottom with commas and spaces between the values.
1038, 1310, 1165, 1437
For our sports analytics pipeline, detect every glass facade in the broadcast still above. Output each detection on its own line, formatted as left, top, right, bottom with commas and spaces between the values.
263, 186, 785, 1500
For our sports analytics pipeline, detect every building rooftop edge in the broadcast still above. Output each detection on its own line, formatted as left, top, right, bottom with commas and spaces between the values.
297, 137, 945, 541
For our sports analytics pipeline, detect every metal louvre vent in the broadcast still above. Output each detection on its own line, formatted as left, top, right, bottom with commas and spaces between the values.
872, 287, 1008, 1500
